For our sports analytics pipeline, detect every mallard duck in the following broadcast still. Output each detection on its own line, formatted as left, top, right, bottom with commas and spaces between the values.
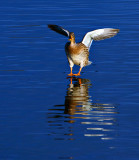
48, 24, 119, 76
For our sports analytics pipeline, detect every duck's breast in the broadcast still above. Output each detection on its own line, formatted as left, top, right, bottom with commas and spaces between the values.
65, 42, 89, 66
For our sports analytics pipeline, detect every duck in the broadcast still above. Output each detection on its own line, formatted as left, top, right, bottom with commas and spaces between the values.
48, 24, 119, 76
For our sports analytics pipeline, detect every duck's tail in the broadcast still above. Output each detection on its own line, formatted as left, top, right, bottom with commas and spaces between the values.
87, 61, 92, 66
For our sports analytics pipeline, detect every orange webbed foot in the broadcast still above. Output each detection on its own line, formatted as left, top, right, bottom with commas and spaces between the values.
73, 67, 82, 77
68, 73, 74, 77
73, 73, 81, 77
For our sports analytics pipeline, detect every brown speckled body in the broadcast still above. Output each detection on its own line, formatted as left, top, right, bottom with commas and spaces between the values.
65, 39, 90, 68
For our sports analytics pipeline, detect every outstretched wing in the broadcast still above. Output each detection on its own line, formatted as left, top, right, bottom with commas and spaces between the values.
48, 24, 70, 37
82, 28, 119, 50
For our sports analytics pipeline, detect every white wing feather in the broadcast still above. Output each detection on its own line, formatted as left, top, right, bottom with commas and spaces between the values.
82, 28, 119, 50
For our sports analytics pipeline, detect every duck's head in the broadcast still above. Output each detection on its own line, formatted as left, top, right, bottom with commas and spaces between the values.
69, 32, 75, 43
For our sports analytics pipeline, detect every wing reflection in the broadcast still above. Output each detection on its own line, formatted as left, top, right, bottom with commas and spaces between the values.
47, 77, 118, 140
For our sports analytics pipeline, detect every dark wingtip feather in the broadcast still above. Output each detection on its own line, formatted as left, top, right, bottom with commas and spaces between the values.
113, 29, 120, 33
116, 29, 120, 33
48, 24, 69, 37
48, 24, 56, 30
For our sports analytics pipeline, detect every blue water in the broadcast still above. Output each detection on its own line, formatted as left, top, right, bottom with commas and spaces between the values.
0, 0, 139, 159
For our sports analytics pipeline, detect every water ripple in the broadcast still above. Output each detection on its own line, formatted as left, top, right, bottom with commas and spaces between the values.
46, 78, 118, 140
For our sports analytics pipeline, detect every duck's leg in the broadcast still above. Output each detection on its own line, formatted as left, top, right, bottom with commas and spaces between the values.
68, 67, 74, 76
67, 58, 74, 76
73, 67, 82, 76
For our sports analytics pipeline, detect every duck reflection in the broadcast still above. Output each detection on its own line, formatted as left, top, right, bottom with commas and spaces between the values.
64, 78, 92, 116
47, 77, 118, 140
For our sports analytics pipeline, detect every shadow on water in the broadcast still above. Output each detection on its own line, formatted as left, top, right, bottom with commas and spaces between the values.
47, 77, 118, 141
